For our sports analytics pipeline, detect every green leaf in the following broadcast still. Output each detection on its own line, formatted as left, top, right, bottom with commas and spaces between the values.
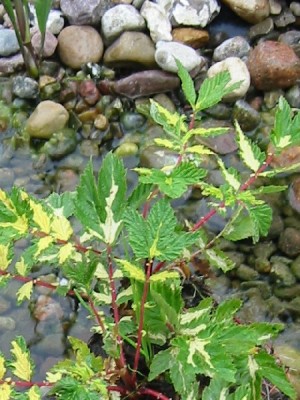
16, 281, 33, 304
217, 159, 241, 191
116, 259, 145, 282
139, 162, 206, 198
63, 259, 97, 286
202, 377, 229, 400
123, 208, 148, 259
235, 121, 265, 172
223, 209, 256, 242
127, 182, 153, 209
250, 185, 287, 195
176, 59, 196, 107
35, 0, 52, 34
46, 191, 76, 218
205, 248, 235, 272
50, 377, 101, 400
10, 336, 33, 381
148, 348, 173, 381
75, 153, 126, 244
196, 71, 241, 111
271, 96, 293, 149
183, 126, 229, 144
255, 351, 297, 400
248, 203, 272, 243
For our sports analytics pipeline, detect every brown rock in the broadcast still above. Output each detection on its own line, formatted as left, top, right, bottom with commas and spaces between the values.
248, 41, 300, 91
58, 26, 103, 70
103, 31, 156, 68
172, 27, 209, 49
269, 145, 300, 168
78, 80, 100, 105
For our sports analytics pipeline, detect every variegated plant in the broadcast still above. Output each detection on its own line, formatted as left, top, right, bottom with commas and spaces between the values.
0, 64, 299, 399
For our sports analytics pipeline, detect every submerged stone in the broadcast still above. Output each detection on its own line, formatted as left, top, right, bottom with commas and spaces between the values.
98, 70, 180, 99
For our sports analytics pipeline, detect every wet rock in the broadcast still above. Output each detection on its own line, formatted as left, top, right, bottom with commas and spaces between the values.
79, 140, 99, 157
0, 29, 19, 56
240, 281, 272, 299
288, 177, 300, 213
286, 297, 300, 317
155, 40, 204, 73
270, 261, 296, 287
31, 29, 58, 58
221, 0, 270, 24
0, 101, 11, 131
274, 9, 296, 28
286, 85, 300, 108
12, 76, 39, 99
213, 36, 251, 62
101, 4, 146, 44
270, 145, 300, 169
253, 241, 276, 260
237, 288, 269, 322
34, 295, 64, 321
35, 333, 64, 356
207, 57, 250, 101
232, 100, 261, 131
0, 316, 16, 331
78, 80, 100, 106
204, 103, 231, 119
58, 26, 104, 70
120, 112, 146, 132
94, 114, 109, 130
165, 0, 220, 27
140, 145, 178, 169
104, 32, 156, 68
172, 27, 209, 49
153, 93, 176, 112
60, 0, 111, 25
98, 70, 180, 99
0, 167, 14, 187
0, 298, 10, 313
115, 142, 139, 157
278, 227, 300, 257
54, 168, 79, 191
248, 41, 300, 91
141, 1, 172, 43
40, 128, 77, 160
291, 255, 300, 279
249, 18, 274, 41
236, 264, 259, 281
274, 284, 300, 299
254, 258, 271, 274
26, 100, 69, 139
269, 0, 281, 15
195, 120, 238, 154
0, 53, 24, 74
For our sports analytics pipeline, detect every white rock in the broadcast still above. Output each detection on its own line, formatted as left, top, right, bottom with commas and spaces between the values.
101, 5, 146, 43
157, 0, 220, 27
155, 41, 204, 73
46, 10, 65, 35
207, 57, 250, 101
140, 1, 172, 43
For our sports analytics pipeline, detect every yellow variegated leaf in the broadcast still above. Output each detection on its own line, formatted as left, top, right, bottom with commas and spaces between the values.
35, 236, 53, 257
0, 215, 28, 235
0, 355, 6, 379
117, 260, 145, 282
150, 270, 180, 282
133, 167, 152, 176
0, 244, 11, 271
58, 243, 74, 264
15, 257, 29, 276
154, 138, 178, 150
17, 281, 33, 303
29, 199, 51, 234
0, 382, 11, 400
28, 386, 41, 400
51, 216, 73, 241
46, 371, 62, 383
11, 340, 32, 381
217, 158, 240, 191
186, 145, 213, 155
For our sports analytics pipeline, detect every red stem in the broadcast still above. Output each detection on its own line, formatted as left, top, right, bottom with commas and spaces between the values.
138, 387, 171, 400
192, 153, 274, 232
0, 380, 53, 388
133, 260, 153, 382
88, 297, 106, 334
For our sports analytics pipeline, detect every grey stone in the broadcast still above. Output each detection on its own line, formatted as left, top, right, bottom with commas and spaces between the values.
232, 100, 261, 132
46, 10, 65, 35
286, 85, 300, 108
31, 29, 58, 58
0, 167, 14, 187
0, 316, 16, 331
155, 40, 204, 72
249, 18, 274, 41
12, 76, 39, 99
101, 5, 146, 44
60, 0, 112, 25
253, 241, 276, 260
269, 0, 282, 15
141, 1, 172, 43
274, 9, 296, 28
195, 120, 238, 154
0, 29, 19, 56
274, 284, 300, 299
213, 36, 251, 62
